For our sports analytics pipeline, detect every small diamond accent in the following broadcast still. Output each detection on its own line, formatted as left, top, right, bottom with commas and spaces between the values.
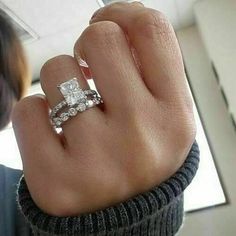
76, 103, 86, 112
60, 113, 69, 121
87, 100, 94, 108
58, 78, 86, 106
68, 108, 77, 116
53, 118, 62, 127
50, 88, 102, 128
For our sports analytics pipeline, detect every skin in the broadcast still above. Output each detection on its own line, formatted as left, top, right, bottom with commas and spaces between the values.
12, 2, 196, 216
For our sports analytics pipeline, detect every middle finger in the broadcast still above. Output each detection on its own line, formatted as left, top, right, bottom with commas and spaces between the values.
90, 3, 190, 105
74, 21, 151, 117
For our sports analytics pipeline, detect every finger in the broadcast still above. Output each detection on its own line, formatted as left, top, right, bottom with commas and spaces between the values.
74, 21, 151, 115
90, 3, 190, 105
40, 55, 104, 143
12, 95, 64, 171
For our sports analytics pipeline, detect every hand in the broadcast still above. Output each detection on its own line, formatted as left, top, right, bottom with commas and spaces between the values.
12, 2, 196, 216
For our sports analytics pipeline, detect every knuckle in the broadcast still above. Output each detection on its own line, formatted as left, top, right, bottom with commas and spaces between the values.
80, 21, 123, 48
133, 9, 172, 38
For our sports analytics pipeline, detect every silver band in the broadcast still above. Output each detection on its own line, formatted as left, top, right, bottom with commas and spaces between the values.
50, 78, 103, 128
50, 89, 98, 119
51, 96, 103, 128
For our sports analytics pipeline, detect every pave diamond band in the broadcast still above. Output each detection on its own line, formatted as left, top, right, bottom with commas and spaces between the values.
50, 89, 98, 119
51, 96, 103, 128
50, 78, 103, 128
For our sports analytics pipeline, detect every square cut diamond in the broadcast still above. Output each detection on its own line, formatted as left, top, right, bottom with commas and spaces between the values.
58, 78, 86, 106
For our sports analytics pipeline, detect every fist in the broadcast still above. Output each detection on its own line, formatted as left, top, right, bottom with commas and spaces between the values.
13, 2, 196, 216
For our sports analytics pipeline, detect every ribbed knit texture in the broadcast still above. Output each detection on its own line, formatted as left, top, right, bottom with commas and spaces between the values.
17, 140, 199, 236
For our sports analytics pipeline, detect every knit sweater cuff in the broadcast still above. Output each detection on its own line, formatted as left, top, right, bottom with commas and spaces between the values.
17, 140, 199, 236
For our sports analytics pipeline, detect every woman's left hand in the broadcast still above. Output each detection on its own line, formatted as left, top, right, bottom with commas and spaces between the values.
12, 2, 196, 216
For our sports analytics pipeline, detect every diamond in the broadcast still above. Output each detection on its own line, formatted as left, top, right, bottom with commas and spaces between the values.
76, 103, 86, 112
53, 118, 62, 127
58, 78, 86, 106
68, 108, 77, 116
60, 113, 69, 121
87, 100, 94, 108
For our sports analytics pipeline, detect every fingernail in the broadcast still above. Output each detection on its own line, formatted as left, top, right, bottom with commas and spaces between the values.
78, 58, 89, 68
35, 94, 46, 99
90, 7, 103, 22
131, 1, 144, 6
74, 51, 89, 68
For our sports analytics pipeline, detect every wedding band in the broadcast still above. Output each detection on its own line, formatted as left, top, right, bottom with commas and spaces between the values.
50, 78, 103, 128
50, 89, 98, 119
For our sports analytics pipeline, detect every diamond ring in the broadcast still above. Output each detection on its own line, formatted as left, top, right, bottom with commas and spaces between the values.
50, 78, 103, 128
50, 89, 99, 119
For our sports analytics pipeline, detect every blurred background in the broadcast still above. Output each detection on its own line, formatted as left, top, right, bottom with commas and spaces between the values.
0, 0, 235, 235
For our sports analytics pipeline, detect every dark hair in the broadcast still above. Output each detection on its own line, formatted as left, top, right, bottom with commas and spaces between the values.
0, 10, 29, 130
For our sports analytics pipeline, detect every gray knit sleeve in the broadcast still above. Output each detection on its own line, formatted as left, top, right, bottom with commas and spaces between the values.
17, 140, 199, 236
